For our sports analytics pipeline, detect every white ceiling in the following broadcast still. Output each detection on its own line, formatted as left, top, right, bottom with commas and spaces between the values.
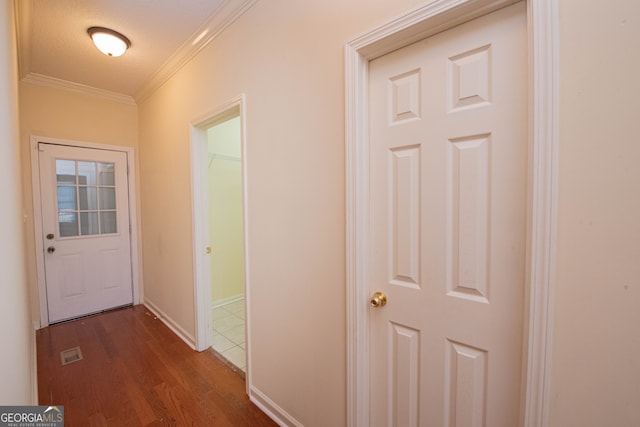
16, 0, 253, 102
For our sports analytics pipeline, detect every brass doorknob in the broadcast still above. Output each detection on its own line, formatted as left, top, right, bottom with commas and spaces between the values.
47, 246, 56, 254
370, 291, 387, 308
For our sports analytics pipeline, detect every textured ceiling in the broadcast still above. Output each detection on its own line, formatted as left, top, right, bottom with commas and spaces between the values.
18, 0, 231, 99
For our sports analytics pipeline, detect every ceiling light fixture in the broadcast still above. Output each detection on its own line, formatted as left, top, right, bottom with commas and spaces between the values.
87, 27, 131, 57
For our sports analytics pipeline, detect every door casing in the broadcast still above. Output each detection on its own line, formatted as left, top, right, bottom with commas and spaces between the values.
30, 135, 141, 328
190, 94, 251, 392
345, 0, 559, 426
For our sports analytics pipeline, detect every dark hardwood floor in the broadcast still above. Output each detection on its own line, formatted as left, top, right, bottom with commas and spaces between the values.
37, 305, 277, 426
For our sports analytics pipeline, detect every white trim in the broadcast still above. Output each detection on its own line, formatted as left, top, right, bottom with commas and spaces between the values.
190, 94, 252, 393
30, 135, 142, 327
31, 139, 48, 327
191, 119, 213, 351
523, 1, 559, 425
143, 300, 196, 349
135, 0, 257, 102
21, 73, 136, 105
13, 0, 32, 79
344, 1, 558, 426
249, 385, 303, 427
212, 294, 244, 309
209, 153, 241, 164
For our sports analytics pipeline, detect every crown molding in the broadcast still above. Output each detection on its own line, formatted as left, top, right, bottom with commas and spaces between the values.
15, 0, 135, 105
14, 0, 33, 78
21, 73, 136, 105
134, 0, 258, 103
14, 0, 257, 105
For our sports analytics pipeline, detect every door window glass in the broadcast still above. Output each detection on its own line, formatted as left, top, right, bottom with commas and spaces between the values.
78, 161, 97, 186
100, 212, 117, 234
99, 187, 116, 210
98, 162, 115, 185
55, 159, 118, 237
80, 212, 99, 235
78, 187, 97, 210
56, 160, 76, 184
58, 212, 78, 237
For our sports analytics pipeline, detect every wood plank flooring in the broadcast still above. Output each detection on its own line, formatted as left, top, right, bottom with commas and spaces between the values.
37, 305, 277, 427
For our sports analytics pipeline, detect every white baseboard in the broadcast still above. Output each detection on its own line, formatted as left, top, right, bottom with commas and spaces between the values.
143, 299, 196, 350
249, 385, 302, 427
212, 294, 244, 309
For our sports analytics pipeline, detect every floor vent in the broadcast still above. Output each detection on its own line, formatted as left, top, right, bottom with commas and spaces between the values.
60, 347, 83, 366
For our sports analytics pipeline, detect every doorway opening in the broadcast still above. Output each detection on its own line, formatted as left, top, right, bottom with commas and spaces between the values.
207, 116, 246, 372
191, 95, 250, 382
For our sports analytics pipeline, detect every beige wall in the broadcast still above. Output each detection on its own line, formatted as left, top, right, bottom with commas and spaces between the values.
207, 118, 244, 303
0, 0, 34, 404
137, 0, 425, 424
551, 1, 640, 426
19, 82, 139, 326
138, 0, 640, 424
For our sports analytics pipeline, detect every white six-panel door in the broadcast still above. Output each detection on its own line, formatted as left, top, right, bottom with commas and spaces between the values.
39, 143, 133, 323
368, 3, 527, 425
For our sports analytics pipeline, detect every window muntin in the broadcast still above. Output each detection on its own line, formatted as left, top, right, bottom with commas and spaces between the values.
56, 159, 118, 237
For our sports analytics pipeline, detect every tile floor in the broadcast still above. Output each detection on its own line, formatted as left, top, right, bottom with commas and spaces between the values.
211, 299, 246, 372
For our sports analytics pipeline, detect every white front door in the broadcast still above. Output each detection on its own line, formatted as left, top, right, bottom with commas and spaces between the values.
368, 3, 527, 426
38, 143, 133, 323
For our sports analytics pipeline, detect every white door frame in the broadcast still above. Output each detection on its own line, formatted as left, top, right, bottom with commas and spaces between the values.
345, 0, 559, 426
190, 94, 251, 383
30, 135, 142, 328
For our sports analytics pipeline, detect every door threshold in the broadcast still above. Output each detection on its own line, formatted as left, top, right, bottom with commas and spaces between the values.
209, 347, 246, 380
48, 304, 134, 326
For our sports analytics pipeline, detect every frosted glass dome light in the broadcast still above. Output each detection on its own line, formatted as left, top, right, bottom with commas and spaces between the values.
88, 27, 131, 57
